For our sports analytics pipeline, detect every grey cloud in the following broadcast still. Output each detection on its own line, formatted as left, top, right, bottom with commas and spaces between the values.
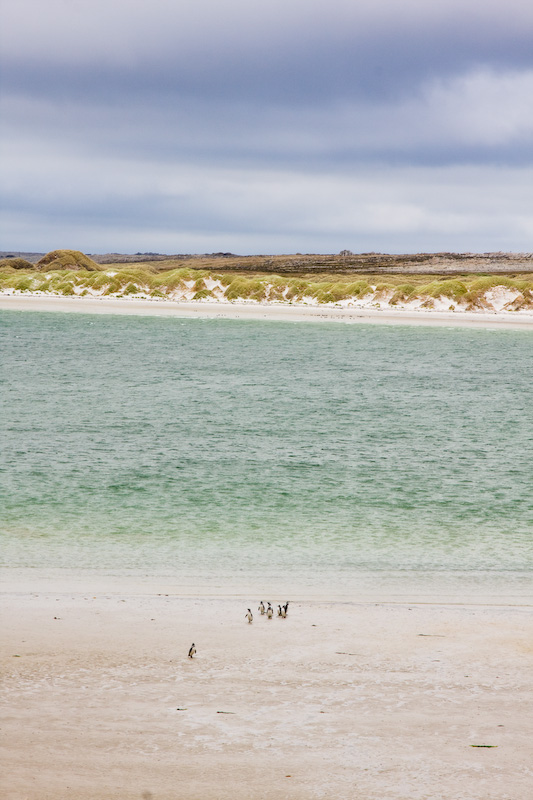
4, 19, 533, 108
3, 66, 532, 170
4, 0, 533, 62
2, 0, 533, 253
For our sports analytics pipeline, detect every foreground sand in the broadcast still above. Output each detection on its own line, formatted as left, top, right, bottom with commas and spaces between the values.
2, 293, 533, 328
1, 588, 532, 800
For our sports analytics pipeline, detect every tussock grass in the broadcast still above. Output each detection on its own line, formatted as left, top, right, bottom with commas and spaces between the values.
76, 272, 108, 291
344, 280, 372, 297
36, 250, 101, 272
0, 272, 13, 287
102, 282, 119, 296
192, 289, 214, 300
225, 277, 258, 300
463, 290, 494, 309
0, 257, 34, 270
267, 277, 289, 301
54, 282, 75, 295
152, 268, 201, 292
11, 276, 34, 292
0, 272, 43, 291
468, 276, 515, 292
46, 271, 75, 290
285, 279, 308, 300
390, 284, 416, 305
2, 261, 533, 309
243, 278, 269, 301
513, 279, 533, 293
418, 279, 468, 302
308, 282, 351, 303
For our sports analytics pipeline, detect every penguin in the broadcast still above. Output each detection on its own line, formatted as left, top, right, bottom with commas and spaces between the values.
277, 605, 283, 617
246, 608, 253, 623
283, 601, 289, 616
188, 643, 196, 659
258, 601, 265, 615
266, 603, 273, 619
280, 604, 287, 618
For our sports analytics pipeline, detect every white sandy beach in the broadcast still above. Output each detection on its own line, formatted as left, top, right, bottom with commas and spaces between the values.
1, 293, 533, 329
1, 585, 531, 800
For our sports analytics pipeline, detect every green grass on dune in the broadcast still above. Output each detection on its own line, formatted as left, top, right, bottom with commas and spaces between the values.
192, 288, 214, 301
417, 279, 469, 302
389, 283, 417, 305
1, 261, 532, 309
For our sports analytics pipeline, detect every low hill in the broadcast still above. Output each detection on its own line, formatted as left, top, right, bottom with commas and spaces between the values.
36, 250, 102, 272
0, 257, 35, 270
2, 249, 532, 276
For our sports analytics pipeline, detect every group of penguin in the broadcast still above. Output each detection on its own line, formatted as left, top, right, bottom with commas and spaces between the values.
187, 600, 290, 658
246, 600, 289, 623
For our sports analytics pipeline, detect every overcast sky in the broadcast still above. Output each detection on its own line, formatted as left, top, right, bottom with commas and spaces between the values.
1, 0, 532, 254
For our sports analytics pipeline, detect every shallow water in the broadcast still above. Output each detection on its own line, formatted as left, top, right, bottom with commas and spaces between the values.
1, 310, 532, 600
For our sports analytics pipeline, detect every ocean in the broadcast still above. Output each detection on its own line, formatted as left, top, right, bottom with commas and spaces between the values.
1, 309, 532, 601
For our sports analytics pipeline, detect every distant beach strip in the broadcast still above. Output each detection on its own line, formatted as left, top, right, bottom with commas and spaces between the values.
2, 294, 533, 330
1, 248, 533, 329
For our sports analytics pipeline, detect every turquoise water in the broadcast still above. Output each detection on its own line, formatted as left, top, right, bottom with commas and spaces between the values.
1, 310, 532, 599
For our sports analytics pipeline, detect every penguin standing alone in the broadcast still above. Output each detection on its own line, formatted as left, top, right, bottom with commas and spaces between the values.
188, 643, 196, 658
246, 608, 253, 623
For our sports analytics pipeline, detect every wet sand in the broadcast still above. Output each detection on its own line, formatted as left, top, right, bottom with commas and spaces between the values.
1, 588, 532, 800
1, 293, 533, 329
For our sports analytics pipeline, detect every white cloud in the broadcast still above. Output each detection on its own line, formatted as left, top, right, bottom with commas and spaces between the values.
422, 69, 533, 145
311, 68, 533, 152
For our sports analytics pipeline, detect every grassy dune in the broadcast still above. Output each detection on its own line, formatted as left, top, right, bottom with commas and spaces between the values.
1, 251, 532, 312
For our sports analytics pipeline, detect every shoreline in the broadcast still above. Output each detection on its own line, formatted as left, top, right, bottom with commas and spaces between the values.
2, 567, 531, 607
2, 292, 533, 329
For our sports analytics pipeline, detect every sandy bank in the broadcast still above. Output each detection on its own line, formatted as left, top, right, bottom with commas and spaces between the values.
1, 589, 532, 800
1, 293, 533, 329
